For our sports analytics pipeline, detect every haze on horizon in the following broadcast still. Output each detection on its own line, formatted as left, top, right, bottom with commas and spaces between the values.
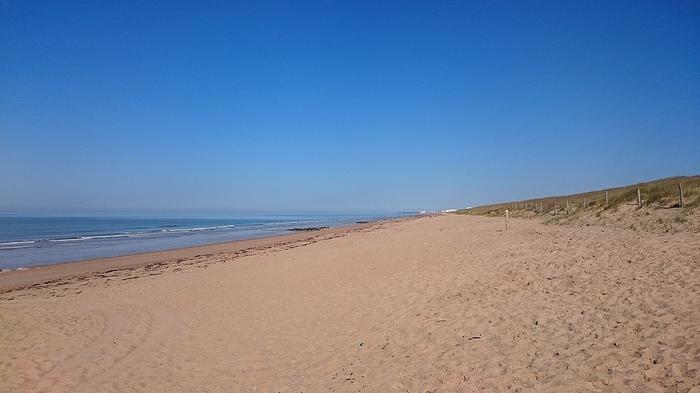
2, 1, 699, 216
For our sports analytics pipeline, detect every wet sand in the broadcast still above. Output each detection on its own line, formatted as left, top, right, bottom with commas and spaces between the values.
1, 214, 698, 392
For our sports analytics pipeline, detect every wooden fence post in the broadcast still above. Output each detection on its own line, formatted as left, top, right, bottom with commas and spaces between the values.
505, 210, 509, 231
678, 183, 684, 208
637, 188, 642, 207
605, 191, 609, 206
566, 199, 569, 214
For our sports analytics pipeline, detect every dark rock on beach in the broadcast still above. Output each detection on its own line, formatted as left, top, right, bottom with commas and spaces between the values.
287, 226, 330, 232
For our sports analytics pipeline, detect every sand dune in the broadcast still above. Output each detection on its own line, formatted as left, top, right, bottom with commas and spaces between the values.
1, 215, 698, 392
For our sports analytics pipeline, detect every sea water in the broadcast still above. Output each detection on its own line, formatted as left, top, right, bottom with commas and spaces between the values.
0, 214, 410, 269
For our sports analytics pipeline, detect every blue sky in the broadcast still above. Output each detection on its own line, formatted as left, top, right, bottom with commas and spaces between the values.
1, 1, 699, 215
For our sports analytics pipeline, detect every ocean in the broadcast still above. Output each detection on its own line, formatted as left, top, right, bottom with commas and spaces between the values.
0, 214, 410, 270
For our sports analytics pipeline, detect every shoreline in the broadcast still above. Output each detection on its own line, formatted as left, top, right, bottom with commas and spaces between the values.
0, 216, 415, 293
0, 215, 410, 271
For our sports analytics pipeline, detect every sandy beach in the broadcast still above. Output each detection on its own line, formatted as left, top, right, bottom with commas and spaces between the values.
1, 214, 699, 392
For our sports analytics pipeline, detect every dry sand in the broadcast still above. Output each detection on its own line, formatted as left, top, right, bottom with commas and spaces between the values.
1, 214, 698, 392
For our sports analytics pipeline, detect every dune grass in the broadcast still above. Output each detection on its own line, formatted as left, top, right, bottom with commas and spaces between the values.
457, 175, 700, 218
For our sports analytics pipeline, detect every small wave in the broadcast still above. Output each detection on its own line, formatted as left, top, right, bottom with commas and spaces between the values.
2, 224, 241, 246
49, 234, 130, 242
0, 240, 36, 246
49, 237, 83, 242
81, 234, 130, 240
0, 245, 33, 250
161, 224, 236, 233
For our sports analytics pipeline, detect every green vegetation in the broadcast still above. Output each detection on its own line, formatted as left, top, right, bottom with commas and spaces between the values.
457, 175, 700, 218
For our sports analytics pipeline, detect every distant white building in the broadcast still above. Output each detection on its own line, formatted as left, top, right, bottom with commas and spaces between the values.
418, 209, 458, 214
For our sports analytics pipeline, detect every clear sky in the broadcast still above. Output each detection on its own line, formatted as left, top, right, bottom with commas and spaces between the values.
1, 1, 699, 215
